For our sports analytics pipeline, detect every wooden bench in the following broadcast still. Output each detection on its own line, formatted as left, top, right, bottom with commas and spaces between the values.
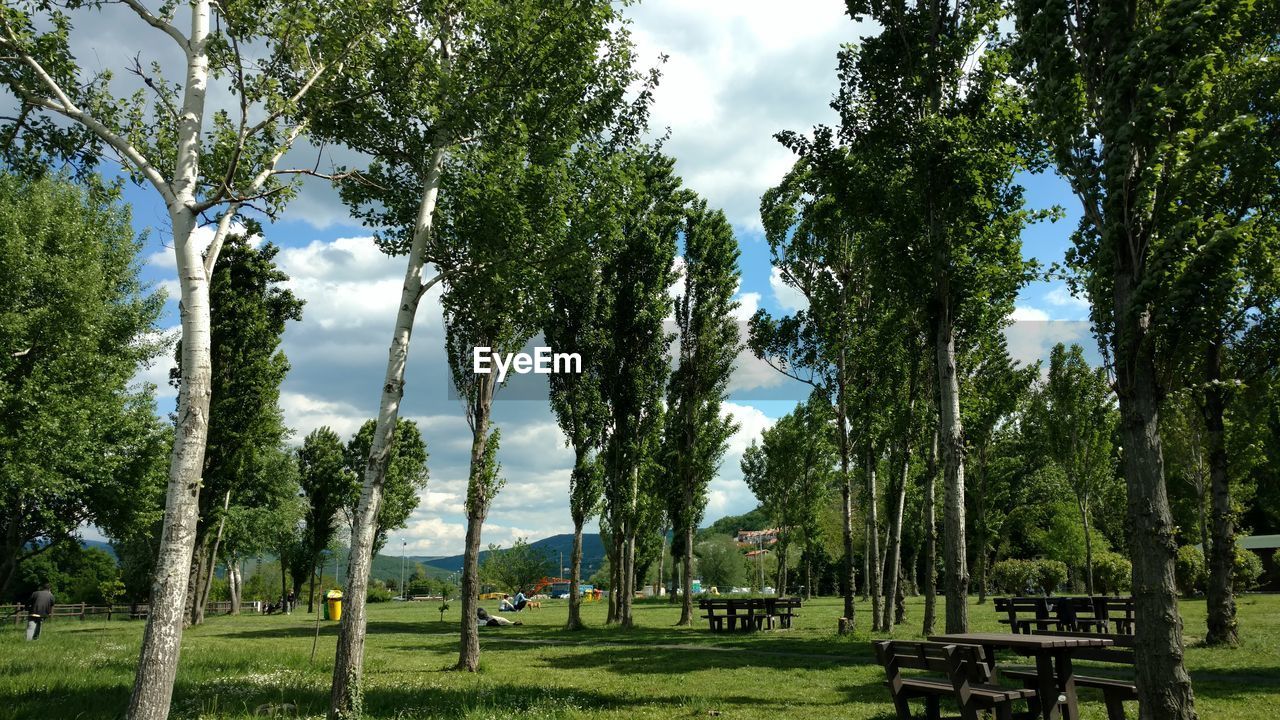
1001, 631, 1136, 720
874, 640, 1038, 720
995, 596, 1130, 634
994, 597, 1057, 634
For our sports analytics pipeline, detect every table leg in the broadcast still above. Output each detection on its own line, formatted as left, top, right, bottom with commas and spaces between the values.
1034, 652, 1062, 720
1054, 651, 1080, 720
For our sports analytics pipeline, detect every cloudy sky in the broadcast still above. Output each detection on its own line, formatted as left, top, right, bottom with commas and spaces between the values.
64, 1, 1094, 555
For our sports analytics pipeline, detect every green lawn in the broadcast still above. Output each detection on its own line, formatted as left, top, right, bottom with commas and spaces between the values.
2, 594, 1278, 719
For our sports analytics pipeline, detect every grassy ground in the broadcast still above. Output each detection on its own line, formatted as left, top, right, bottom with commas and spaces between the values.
2, 593, 1278, 719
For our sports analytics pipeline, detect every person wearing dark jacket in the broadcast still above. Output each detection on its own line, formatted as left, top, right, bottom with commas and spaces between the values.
26, 583, 54, 641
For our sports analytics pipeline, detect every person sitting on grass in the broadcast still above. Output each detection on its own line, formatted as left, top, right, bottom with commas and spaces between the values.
511, 589, 529, 612
499, 594, 515, 612
477, 606, 521, 627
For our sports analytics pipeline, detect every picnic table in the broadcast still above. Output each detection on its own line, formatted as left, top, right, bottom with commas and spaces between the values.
929, 632, 1112, 720
995, 596, 1134, 635
698, 597, 800, 632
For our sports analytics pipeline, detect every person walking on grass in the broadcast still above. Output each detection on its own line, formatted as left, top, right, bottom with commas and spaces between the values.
26, 583, 54, 641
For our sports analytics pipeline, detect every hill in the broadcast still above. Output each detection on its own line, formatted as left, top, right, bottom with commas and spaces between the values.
699, 506, 769, 539
423, 533, 606, 577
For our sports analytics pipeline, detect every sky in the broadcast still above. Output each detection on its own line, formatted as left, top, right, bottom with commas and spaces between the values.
57, 0, 1096, 556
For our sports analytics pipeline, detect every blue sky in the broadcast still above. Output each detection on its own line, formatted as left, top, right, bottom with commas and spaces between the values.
97, 0, 1095, 555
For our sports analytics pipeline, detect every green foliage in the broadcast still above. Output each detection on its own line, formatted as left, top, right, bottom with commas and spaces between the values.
345, 418, 428, 555
291, 428, 357, 592
479, 538, 556, 595
0, 172, 167, 598
1234, 547, 1264, 593
1091, 552, 1133, 596
366, 580, 393, 604
664, 198, 742, 559
741, 391, 836, 582
989, 558, 1069, 596
14, 544, 122, 604
1177, 546, 1208, 597
694, 535, 747, 590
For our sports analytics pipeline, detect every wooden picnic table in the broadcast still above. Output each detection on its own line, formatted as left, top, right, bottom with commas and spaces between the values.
698, 597, 800, 632
929, 632, 1112, 720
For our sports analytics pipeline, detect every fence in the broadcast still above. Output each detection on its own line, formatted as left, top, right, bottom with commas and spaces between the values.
3, 600, 260, 626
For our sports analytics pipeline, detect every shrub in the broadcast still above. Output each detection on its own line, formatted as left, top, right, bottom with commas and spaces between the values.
1033, 560, 1068, 595
990, 559, 1066, 595
1234, 545, 1263, 593
1091, 552, 1132, 596
1175, 545, 1207, 596
991, 559, 1034, 595
367, 580, 393, 603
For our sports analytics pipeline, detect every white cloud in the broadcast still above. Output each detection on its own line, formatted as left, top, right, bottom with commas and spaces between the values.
1009, 306, 1051, 322
628, 0, 865, 230
770, 266, 808, 313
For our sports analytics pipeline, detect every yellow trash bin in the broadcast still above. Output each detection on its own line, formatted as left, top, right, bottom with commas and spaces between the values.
326, 589, 343, 622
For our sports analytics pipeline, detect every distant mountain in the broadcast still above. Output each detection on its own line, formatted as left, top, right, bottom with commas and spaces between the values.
423, 533, 606, 577
81, 539, 117, 557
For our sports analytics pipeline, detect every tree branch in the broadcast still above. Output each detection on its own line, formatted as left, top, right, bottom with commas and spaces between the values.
114, 0, 190, 53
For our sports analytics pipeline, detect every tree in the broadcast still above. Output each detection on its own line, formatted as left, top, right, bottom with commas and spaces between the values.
665, 200, 741, 625
963, 336, 1038, 602
598, 149, 684, 628
542, 142, 615, 632
1026, 344, 1116, 596
0, 172, 167, 599
479, 538, 556, 595
312, 2, 638, 708
752, 157, 867, 630
175, 236, 303, 625
695, 535, 747, 590
822, 0, 1043, 633
219, 444, 302, 614
741, 392, 837, 600
344, 419, 428, 556
293, 428, 355, 613
1012, 0, 1278, 712
441, 144, 550, 671
0, 3, 374, 712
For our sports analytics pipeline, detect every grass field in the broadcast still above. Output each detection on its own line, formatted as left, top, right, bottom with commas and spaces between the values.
2, 593, 1278, 719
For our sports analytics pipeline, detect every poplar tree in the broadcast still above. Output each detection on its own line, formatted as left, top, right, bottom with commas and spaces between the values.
818, 0, 1043, 632
1013, 0, 1278, 711
665, 200, 741, 626
599, 149, 683, 628
175, 236, 303, 626
307, 4, 638, 707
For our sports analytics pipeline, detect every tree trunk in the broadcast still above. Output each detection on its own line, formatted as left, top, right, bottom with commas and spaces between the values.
894, 558, 907, 625
1203, 337, 1237, 646
328, 140, 448, 720
128, 114, 215, 720
457, 507, 484, 671
866, 449, 883, 631
228, 557, 241, 615
1080, 495, 1096, 596
566, 518, 586, 631
605, 529, 620, 624
922, 428, 939, 636
882, 430, 910, 630
621, 522, 636, 627
679, 527, 694, 625
1112, 271, 1198, 720
669, 548, 679, 604
456, 370, 496, 672
836, 356, 856, 628
935, 310, 968, 633
193, 489, 231, 625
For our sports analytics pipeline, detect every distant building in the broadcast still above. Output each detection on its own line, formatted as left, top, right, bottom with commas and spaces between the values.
736, 528, 779, 546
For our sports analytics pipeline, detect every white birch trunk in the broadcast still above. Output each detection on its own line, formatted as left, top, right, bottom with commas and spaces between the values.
329, 142, 448, 719
127, 4, 212, 716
